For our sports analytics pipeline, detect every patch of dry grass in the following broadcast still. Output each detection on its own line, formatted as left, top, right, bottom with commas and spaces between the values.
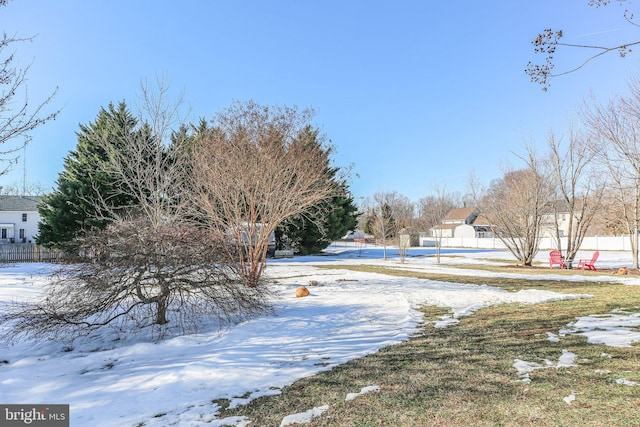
314, 263, 605, 291
217, 264, 640, 426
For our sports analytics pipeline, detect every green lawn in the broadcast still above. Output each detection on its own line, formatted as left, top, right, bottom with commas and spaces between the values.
218, 264, 640, 426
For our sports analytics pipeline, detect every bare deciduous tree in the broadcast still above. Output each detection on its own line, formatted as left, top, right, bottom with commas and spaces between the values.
94, 77, 190, 227
417, 186, 459, 263
1, 6, 58, 172
590, 190, 628, 235
388, 192, 414, 263
527, 0, 639, 90
474, 151, 551, 266
389, 193, 415, 232
191, 101, 337, 287
0, 181, 49, 195
583, 77, 640, 268
1, 220, 270, 342
364, 191, 413, 260
546, 129, 604, 268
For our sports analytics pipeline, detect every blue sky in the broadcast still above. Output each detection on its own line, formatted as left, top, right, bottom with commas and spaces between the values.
3, 1, 640, 203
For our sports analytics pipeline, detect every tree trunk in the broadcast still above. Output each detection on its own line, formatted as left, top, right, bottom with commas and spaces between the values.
634, 192, 640, 269
632, 229, 639, 270
155, 294, 168, 325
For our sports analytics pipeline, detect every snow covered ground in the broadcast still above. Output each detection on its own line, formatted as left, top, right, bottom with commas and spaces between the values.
0, 246, 638, 426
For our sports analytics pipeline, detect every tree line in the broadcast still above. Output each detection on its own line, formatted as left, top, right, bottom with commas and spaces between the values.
0, 0, 359, 342
1, 82, 358, 342
360, 78, 640, 270
4, 0, 640, 342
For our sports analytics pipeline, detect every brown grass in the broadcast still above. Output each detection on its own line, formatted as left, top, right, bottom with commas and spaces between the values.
216, 263, 640, 426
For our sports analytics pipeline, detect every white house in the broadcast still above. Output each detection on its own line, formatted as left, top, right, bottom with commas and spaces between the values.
540, 205, 575, 239
431, 204, 574, 241
0, 196, 42, 243
430, 207, 494, 239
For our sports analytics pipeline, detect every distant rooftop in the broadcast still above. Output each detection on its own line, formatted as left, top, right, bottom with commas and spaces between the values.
443, 207, 478, 222
0, 195, 42, 212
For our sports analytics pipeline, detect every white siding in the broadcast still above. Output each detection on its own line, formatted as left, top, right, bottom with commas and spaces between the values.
453, 224, 476, 238
0, 210, 40, 243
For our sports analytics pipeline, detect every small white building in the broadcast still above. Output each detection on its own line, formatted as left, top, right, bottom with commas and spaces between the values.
429, 207, 494, 239
0, 196, 42, 243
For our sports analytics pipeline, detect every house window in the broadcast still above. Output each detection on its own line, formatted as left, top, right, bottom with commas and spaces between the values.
19, 229, 25, 239
1, 229, 6, 239
21, 213, 27, 222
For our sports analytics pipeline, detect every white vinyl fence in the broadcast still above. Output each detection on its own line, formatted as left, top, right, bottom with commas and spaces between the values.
421, 235, 636, 252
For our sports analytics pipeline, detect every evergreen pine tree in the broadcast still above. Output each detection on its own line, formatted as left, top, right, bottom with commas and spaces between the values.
275, 126, 359, 255
277, 186, 359, 255
37, 102, 138, 249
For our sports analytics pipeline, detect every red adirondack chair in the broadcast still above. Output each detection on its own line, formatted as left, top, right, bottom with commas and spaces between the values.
549, 250, 565, 269
577, 251, 599, 270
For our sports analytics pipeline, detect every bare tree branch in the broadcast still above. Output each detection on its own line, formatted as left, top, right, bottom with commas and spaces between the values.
0, 220, 271, 342
190, 101, 338, 286
417, 185, 459, 263
0, 28, 58, 172
527, 1, 639, 90
545, 128, 604, 267
474, 148, 551, 266
582, 77, 640, 267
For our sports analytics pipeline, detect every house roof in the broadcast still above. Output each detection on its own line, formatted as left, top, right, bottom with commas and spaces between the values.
472, 214, 492, 226
443, 207, 478, 222
0, 196, 42, 212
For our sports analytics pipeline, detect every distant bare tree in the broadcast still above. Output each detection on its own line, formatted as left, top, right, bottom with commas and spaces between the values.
1, 2, 58, 173
389, 192, 415, 263
364, 191, 412, 260
474, 150, 551, 266
590, 190, 628, 235
0, 181, 48, 195
390, 193, 415, 231
190, 101, 337, 287
417, 186, 459, 263
546, 129, 604, 268
582, 76, 640, 268
394, 193, 416, 263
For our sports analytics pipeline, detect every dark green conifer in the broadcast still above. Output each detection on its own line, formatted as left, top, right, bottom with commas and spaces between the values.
276, 126, 359, 255
37, 102, 137, 249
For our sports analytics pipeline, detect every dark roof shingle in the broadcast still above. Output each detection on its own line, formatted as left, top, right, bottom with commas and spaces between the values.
0, 196, 42, 212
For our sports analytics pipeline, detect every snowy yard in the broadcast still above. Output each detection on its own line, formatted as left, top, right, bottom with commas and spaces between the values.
0, 246, 639, 426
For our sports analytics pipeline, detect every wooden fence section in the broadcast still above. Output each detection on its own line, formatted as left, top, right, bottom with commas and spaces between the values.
0, 244, 64, 263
